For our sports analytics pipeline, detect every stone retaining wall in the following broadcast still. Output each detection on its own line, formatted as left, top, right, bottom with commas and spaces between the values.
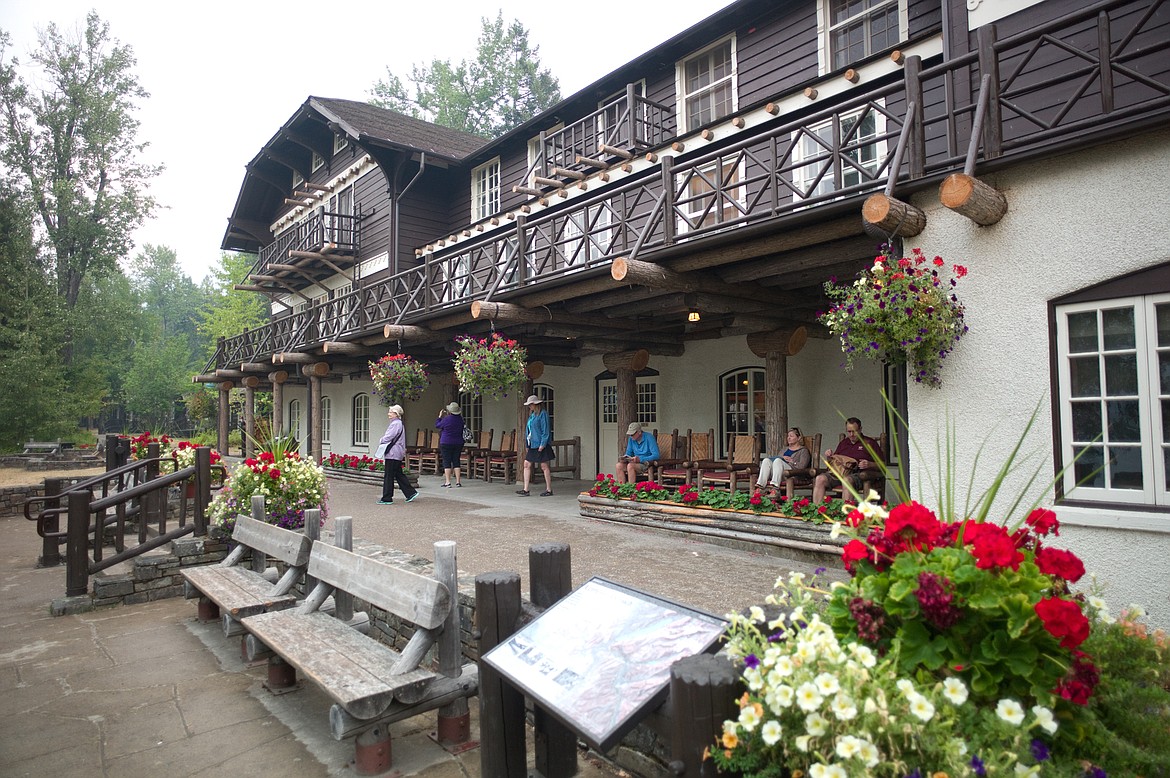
0, 484, 44, 518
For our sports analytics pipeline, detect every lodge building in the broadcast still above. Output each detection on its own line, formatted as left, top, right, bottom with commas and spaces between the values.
202, 0, 1170, 625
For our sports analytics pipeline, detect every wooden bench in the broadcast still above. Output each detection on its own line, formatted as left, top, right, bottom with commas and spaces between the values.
241, 540, 477, 770
181, 512, 313, 635
547, 436, 582, 480
22, 440, 63, 456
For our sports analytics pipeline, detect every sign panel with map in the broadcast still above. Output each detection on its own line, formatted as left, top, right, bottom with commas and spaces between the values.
480, 576, 728, 752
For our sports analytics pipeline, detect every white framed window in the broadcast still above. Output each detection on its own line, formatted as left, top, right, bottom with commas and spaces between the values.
534, 384, 555, 435
333, 133, 348, 154
352, 393, 370, 447
289, 399, 303, 446
292, 169, 304, 189
321, 396, 332, 445
472, 157, 501, 222
678, 158, 746, 233
636, 382, 658, 425
597, 82, 645, 148
720, 368, 765, 456
459, 393, 484, 438
311, 151, 324, 172
791, 104, 886, 201
527, 123, 563, 181
820, 0, 906, 73
1055, 293, 1170, 507
676, 36, 737, 133
561, 205, 614, 270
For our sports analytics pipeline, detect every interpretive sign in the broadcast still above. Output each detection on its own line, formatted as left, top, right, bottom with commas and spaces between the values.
480, 576, 727, 752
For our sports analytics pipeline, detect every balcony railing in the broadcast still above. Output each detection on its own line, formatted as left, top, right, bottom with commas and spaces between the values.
211, 0, 1169, 369
246, 209, 361, 283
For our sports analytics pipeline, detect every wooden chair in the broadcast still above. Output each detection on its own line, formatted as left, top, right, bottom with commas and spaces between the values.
658, 428, 714, 487
828, 432, 888, 501
698, 434, 759, 492
404, 428, 428, 471
643, 429, 677, 482
781, 433, 823, 499
417, 430, 441, 475
486, 429, 518, 484
785, 432, 885, 501
462, 428, 493, 475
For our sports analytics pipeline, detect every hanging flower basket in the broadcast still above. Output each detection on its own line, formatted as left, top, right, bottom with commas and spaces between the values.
452, 332, 528, 400
819, 246, 968, 388
369, 353, 430, 406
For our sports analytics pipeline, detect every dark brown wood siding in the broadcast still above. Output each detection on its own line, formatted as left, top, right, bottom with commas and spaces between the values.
353, 168, 390, 263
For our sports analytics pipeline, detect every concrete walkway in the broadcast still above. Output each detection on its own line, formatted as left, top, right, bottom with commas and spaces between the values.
0, 473, 838, 777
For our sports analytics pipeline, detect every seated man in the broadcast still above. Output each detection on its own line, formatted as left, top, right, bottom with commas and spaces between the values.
615, 421, 660, 484
812, 417, 884, 503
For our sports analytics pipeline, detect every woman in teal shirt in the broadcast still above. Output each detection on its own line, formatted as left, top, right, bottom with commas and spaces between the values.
517, 395, 554, 496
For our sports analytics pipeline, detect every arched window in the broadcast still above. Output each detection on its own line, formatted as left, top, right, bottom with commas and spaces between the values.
718, 367, 765, 455
352, 393, 370, 446
320, 396, 332, 445
534, 383, 555, 433
289, 399, 303, 445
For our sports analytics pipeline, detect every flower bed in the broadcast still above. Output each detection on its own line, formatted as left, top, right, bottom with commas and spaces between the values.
320, 453, 418, 488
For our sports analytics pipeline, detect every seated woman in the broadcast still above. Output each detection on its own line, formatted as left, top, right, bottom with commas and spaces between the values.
755, 427, 811, 494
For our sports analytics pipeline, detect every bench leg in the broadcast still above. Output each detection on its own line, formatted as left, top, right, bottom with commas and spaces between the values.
436, 708, 471, 745
266, 656, 297, 689
353, 725, 392, 776
197, 596, 219, 622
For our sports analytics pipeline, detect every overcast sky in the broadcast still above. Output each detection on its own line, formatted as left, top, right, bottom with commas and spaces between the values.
1, 1, 736, 283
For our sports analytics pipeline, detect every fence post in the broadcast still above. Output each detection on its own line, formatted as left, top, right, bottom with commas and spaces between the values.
195, 446, 210, 536
477, 571, 527, 778
333, 516, 353, 621
145, 442, 162, 533
626, 81, 638, 146
515, 215, 528, 286
65, 490, 92, 597
976, 24, 1002, 159
250, 495, 268, 575
435, 540, 471, 745
904, 55, 926, 179
39, 477, 65, 568
661, 155, 676, 247
104, 433, 129, 470
529, 543, 576, 778
669, 654, 740, 778
302, 507, 320, 595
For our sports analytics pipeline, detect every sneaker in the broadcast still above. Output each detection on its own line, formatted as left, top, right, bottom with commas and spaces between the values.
405, 492, 419, 503
455, 483, 463, 487
515, 489, 530, 496
378, 499, 394, 505
440, 483, 451, 488
540, 490, 554, 497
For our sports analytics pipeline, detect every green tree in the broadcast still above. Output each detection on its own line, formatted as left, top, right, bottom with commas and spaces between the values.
370, 12, 561, 138
129, 244, 203, 356
124, 333, 190, 432
0, 14, 160, 367
198, 252, 267, 363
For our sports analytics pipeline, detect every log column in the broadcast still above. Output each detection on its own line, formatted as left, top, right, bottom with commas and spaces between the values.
602, 350, 649, 460
303, 362, 329, 461
747, 328, 807, 456
243, 376, 260, 458
269, 371, 288, 437
217, 382, 234, 455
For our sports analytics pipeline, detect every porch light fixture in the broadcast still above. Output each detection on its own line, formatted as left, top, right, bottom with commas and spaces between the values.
687, 311, 701, 322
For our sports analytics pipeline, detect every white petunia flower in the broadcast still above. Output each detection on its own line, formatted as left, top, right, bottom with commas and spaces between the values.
767, 684, 795, 710
829, 521, 844, 539
808, 764, 827, 778
795, 734, 812, 752
863, 697, 878, 714
788, 571, 806, 587
895, 679, 915, 696
1032, 705, 1058, 735
942, 677, 969, 705
831, 693, 858, 720
722, 720, 738, 738
761, 719, 782, 746
738, 704, 761, 731
774, 656, 795, 676
743, 667, 763, 691
796, 682, 824, 712
858, 739, 880, 767
749, 605, 766, 623
824, 764, 848, 778
1014, 764, 1041, 776
789, 605, 806, 623
804, 712, 829, 736
996, 698, 1026, 725
850, 644, 877, 668
796, 640, 818, 664
814, 672, 841, 696
907, 693, 935, 722
835, 735, 861, 760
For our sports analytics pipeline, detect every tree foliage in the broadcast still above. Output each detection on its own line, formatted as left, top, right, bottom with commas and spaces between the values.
370, 12, 561, 138
198, 252, 268, 363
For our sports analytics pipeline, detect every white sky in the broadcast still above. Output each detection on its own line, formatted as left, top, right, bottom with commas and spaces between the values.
1, 1, 736, 283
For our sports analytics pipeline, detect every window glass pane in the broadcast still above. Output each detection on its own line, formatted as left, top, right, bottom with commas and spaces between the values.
1101, 307, 1135, 350
1069, 356, 1100, 397
1164, 398, 1170, 442
1109, 445, 1143, 489
1073, 446, 1104, 488
1161, 352, 1170, 394
1070, 401, 1101, 442
1104, 354, 1138, 396
1164, 445, 1170, 489
1157, 303, 1170, 347
1106, 399, 1140, 441
1066, 312, 1098, 353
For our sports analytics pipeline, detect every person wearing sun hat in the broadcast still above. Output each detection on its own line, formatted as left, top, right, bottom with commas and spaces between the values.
517, 394, 554, 496
615, 420, 660, 484
435, 401, 466, 487
377, 405, 419, 505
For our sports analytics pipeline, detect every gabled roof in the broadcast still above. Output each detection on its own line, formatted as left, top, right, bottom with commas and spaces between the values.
310, 97, 486, 161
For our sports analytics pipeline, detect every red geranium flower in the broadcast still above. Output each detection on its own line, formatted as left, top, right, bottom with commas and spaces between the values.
1034, 546, 1085, 583
1025, 507, 1060, 536
1035, 596, 1090, 649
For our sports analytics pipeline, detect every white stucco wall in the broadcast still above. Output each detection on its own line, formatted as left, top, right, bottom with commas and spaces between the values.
908, 127, 1170, 627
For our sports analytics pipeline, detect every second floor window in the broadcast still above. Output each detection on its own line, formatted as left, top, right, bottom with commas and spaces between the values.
678, 37, 736, 133
826, 0, 902, 71
472, 158, 500, 222
311, 151, 324, 173
791, 105, 885, 201
333, 133, 348, 154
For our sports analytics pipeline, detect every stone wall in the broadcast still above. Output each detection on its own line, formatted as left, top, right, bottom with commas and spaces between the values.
0, 484, 44, 518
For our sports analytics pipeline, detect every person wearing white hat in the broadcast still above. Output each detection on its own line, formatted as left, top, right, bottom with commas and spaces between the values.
517, 395, 554, 496
377, 405, 419, 504
615, 420, 660, 484
436, 401, 466, 487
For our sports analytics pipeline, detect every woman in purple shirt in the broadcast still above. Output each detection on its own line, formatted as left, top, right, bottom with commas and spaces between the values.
435, 402, 466, 487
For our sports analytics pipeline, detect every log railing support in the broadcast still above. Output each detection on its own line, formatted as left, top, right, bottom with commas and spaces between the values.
529, 543, 576, 778
243, 378, 258, 459
940, 74, 1008, 226
269, 371, 287, 437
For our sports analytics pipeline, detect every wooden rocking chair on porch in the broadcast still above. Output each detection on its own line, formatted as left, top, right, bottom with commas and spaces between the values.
462, 429, 493, 475
658, 429, 715, 487
698, 434, 760, 493
486, 429, 518, 484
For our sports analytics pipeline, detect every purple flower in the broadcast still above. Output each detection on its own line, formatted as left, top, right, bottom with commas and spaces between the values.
970, 757, 986, 777
744, 654, 760, 669
1031, 739, 1050, 762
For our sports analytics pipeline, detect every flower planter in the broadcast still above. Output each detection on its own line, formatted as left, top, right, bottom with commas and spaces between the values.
323, 466, 419, 489
577, 494, 846, 566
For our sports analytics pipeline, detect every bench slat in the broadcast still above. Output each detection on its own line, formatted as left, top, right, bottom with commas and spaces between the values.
231, 517, 313, 567
181, 566, 298, 618
307, 545, 449, 630
244, 610, 439, 719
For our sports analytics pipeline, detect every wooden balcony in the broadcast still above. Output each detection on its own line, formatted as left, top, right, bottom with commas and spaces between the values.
238, 209, 361, 296
210, 0, 1170, 373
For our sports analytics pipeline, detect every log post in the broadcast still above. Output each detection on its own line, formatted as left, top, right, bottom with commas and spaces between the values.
250, 495, 268, 575
669, 654, 739, 778
435, 540, 471, 745
243, 378, 258, 458
862, 194, 926, 237
217, 382, 233, 455
603, 350, 648, 461
529, 543, 576, 778
747, 329, 806, 457
40, 478, 64, 568
194, 446, 211, 536
477, 571, 527, 778
940, 173, 1007, 226
269, 371, 287, 437
66, 490, 91, 597
333, 517, 354, 620
309, 374, 323, 462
